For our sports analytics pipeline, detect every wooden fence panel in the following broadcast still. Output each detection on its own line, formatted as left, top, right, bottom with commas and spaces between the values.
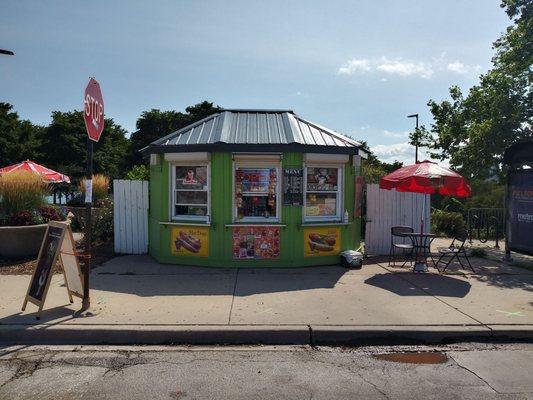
113, 180, 149, 254
365, 184, 430, 255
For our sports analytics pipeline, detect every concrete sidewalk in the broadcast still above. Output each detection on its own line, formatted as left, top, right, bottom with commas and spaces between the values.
1, 255, 532, 345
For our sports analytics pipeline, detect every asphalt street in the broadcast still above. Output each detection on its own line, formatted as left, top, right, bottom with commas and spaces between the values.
0, 343, 532, 399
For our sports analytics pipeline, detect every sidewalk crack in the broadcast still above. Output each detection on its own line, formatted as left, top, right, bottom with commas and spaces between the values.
450, 354, 500, 393
227, 269, 240, 325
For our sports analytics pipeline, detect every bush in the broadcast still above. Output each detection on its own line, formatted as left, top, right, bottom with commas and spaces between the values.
38, 205, 66, 223
125, 164, 149, 180
71, 196, 114, 244
78, 174, 109, 203
9, 210, 43, 226
0, 171, 49, 217
432, 209, 466, 237
91, 197, 114, 244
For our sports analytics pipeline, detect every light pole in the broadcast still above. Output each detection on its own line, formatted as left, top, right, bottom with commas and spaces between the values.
0, 49, 15, 56
408, 113, 419, 163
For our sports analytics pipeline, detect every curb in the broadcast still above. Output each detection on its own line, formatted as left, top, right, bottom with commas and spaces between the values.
1, 324, 532, 346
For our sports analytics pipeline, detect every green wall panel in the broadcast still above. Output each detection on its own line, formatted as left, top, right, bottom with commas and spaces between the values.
148, 152, 362, 267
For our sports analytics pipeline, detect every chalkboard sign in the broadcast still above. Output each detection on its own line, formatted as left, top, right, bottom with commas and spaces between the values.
283, 168, 304, 206
28, 225, 63, 302
22, 221, 83, 318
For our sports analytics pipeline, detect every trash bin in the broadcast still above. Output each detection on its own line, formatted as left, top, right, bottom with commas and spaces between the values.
340, 250, 363, 269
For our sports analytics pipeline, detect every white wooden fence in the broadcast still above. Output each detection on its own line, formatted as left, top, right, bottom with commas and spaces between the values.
365, 183, 431, 255
113, 180, 149, 254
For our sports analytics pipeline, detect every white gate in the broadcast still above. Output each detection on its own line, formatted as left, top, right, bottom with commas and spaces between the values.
365, 183, 430, 255
113, 180, 149, 254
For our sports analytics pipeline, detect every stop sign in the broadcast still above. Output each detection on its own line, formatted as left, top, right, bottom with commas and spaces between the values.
83, 77, 104, 142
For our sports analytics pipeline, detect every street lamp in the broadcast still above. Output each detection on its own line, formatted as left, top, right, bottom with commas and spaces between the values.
0, 49, 15, 56
408, 113, 419, 163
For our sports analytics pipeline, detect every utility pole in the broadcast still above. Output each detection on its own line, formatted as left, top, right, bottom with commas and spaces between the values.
408, 114, 419, 163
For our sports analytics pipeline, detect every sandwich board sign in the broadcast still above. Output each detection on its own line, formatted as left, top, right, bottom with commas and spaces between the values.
22, 221, 84, 318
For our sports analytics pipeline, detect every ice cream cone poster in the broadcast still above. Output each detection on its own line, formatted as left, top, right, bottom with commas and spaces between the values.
304, 227, 341, 257
171, 227, 209, 257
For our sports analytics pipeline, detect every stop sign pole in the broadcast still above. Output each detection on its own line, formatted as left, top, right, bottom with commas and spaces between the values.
79, 77, 104, 315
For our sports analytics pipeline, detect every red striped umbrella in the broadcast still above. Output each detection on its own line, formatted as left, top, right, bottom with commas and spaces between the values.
379, 160, 470, 197
0, 160, 70, 183
379, 160, 470, 235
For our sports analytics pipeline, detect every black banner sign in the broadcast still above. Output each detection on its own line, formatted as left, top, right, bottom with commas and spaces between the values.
508, 170, 533, 256
283, 168, 303, 206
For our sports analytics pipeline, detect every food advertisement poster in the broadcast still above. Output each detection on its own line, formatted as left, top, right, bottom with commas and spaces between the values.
304, 227, 341, 257
171, 227, 209, 257
232, 226, 280, 260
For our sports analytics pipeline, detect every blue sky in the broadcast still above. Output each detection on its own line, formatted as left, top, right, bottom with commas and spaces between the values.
1, 1, 509, 164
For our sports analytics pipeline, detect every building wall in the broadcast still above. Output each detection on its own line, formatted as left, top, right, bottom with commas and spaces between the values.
148, 151, 362, 267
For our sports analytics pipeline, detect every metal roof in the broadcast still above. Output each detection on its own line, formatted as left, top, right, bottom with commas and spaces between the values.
144, 110, 366, 155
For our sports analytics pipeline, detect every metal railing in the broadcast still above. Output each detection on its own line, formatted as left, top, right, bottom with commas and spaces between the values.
467, 208, 505, 248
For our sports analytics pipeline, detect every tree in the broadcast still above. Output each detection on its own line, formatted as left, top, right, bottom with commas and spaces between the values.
426, 0, 532, 181
357, 141, 404, 183
0, 103, 44, 166
41, 110, 130, 181
127, 101, 221, 168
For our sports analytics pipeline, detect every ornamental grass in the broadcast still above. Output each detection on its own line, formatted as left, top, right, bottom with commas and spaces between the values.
0, 171, 49, 217
78, 174, 110, 203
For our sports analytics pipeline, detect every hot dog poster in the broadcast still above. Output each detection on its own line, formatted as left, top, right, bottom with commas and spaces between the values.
232, 226, 280, 260
304, 227, 341, 257
171, 227, 209, 257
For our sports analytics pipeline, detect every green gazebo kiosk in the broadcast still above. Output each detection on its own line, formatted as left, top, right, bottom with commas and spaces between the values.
141, 109, 368, 267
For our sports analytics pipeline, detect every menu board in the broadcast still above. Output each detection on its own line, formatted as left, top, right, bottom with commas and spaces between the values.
283, 169, 303, 205
232, 226, 280, 259
28, 225, 64, 302
23, 221, 83, 318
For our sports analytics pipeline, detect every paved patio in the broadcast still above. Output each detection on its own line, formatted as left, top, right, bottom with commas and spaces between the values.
0, 254, 531, 345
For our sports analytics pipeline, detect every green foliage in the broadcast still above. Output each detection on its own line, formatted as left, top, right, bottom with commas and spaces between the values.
125, 164, 150, 180
358, 141, 404, 183
127, 101, 221, 168
91, 197, 114, 244
431, 209, 466, 237
42, 111, 130, 181
431, 180, 505, 215
426, 0, 532, 181
0, 103, 44, 165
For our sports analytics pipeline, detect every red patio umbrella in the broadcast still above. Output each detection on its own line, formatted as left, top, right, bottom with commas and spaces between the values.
379, 160, 471, 234
0, 160, 71, 183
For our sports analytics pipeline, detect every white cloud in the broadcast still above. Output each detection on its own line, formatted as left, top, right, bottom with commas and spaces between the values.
337, 58, 371, 75
371, 142, 438, 165
446, 61, 481, 74
377, 57, 434, 79
382, 129, 408, 138
337, 55, 482, 80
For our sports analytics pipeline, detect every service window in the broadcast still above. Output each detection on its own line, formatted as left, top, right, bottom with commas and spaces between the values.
172, 165, 210, 221
234, 166, 280, 222
304, 166, 343, 221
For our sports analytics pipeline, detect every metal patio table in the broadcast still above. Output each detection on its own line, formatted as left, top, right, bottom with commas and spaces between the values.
400, 232, 436, 272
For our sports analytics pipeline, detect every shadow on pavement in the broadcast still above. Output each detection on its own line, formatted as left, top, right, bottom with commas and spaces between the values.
364, 273, 472, 298
90, 262, 348, 297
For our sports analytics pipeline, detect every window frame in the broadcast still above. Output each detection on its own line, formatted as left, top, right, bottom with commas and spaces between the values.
170, 162, 211, 222
303, 164, 344, 222
232, 159, 282, 223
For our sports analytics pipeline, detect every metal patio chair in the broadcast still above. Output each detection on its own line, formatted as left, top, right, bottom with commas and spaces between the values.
435, 229, 475, 273
389, 226, 414, 268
